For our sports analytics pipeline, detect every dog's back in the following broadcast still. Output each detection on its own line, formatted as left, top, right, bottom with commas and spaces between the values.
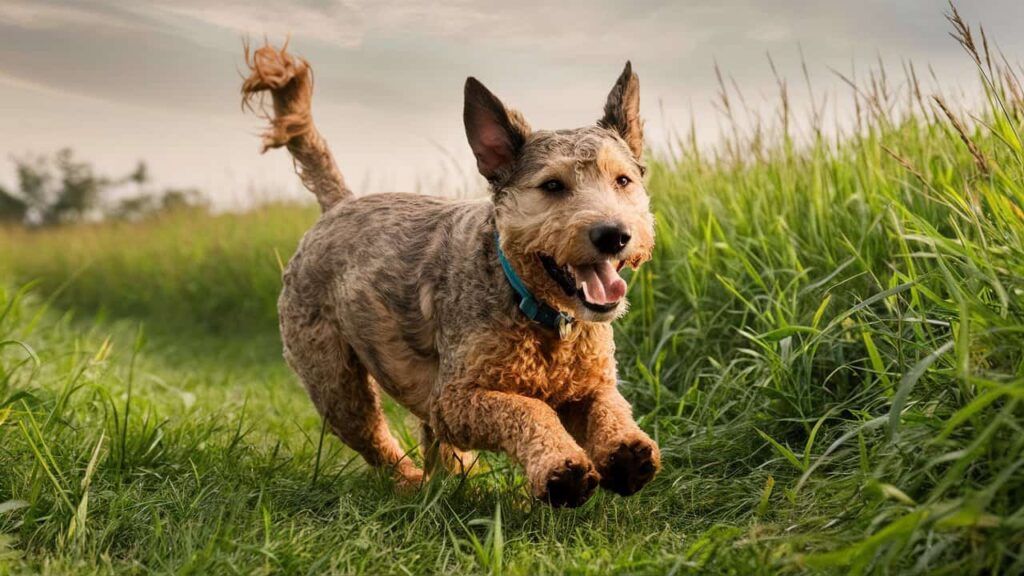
279, 193, 497, 418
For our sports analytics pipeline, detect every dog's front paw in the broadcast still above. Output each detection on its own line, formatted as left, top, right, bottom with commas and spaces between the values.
596, 436, 660, 496
536, 456, 599, 508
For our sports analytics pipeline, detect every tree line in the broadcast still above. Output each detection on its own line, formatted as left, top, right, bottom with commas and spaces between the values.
0, 148, 207, 226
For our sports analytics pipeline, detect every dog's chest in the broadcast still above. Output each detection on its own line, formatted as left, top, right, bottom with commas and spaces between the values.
473, 326, 616, 404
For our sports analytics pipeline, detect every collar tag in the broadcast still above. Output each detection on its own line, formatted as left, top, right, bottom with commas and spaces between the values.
557, 315, 573, 339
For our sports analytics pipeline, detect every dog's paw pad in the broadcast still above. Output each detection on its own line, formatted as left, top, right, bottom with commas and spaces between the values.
598, 439, 659, 496
542, 458, 599, 508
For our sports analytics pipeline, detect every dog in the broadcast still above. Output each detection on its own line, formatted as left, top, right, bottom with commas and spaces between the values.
241, 42, 659, 507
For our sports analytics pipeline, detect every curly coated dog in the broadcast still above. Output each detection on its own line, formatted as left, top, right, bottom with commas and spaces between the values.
241, 43, 659, 507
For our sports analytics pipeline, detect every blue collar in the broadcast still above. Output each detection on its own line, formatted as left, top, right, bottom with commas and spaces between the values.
495, 234, 575, 338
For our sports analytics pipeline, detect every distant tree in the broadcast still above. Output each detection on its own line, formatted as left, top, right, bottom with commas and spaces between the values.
111, 194, 159, 221
1, 150, 207, 226
0, 184, 28, 223
160, 188, 205, 212
12, 153, 53, 223
128, 161, 149, 188
8, 148, 105, 224
47, 148, 108, 224
113, 187, 207, 221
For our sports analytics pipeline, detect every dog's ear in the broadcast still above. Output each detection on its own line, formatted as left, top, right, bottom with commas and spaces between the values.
464, 77, 531, 181
598, 61, 643, 159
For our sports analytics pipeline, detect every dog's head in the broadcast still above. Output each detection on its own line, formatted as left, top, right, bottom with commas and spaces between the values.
464, 63, 655, 323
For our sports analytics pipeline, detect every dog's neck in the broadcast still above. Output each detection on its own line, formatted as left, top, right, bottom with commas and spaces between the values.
494, 233, 575, 339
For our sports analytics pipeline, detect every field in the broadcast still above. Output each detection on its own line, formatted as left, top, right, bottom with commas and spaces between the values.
3, 19, 1024, 576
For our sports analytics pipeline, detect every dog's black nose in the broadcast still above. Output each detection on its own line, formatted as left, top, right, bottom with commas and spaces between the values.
589, 223, 631, 255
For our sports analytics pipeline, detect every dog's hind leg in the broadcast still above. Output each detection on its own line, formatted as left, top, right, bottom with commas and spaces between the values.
283, 318, 423, 487
421, 422, 477, 477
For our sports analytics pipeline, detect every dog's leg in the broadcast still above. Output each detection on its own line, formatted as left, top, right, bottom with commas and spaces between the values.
241, 42, 351, 212
283, 321, 423, 488
437, 389, 599, 507
559, 388, 660, 496
421, 423, 477, 477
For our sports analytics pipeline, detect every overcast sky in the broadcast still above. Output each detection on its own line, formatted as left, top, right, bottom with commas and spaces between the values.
2, 0, 1023, 207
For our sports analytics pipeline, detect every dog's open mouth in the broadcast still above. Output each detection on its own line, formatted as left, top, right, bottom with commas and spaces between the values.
539, 254, 627, 313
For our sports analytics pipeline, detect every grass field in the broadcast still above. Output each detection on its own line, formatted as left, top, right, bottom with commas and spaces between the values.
3, 16, 1024, 575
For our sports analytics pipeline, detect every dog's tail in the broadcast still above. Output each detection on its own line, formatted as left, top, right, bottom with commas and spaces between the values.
241, 40, 351, 212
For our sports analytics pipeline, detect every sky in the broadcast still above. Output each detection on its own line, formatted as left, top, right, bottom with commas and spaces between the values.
2, 0, 1024, 207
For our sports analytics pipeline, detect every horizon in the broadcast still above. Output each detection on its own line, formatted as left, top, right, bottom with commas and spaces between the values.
3, 0, 1024, 208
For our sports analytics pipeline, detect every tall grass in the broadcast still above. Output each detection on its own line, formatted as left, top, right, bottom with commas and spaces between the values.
1, 204, 318, 337
614, 9, 1024, 571
1, 7, 1023, 574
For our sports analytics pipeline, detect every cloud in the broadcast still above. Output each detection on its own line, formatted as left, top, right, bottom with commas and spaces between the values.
150, 0, 367, 48
3, 0, 1024, 202
0, 0, 142, 31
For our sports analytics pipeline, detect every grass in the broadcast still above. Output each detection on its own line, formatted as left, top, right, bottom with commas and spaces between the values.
2, 9, 1024, 574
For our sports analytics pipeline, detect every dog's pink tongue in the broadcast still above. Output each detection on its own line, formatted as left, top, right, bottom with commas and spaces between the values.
578, 261, 627, 305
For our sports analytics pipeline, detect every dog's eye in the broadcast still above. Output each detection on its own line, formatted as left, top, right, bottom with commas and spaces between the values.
540, 179, 567, 193
615, 175, 632, 187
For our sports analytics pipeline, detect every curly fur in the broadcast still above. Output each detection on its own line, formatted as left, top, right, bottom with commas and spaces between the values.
242, 44, 659, 506
241, 41, 351, 211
